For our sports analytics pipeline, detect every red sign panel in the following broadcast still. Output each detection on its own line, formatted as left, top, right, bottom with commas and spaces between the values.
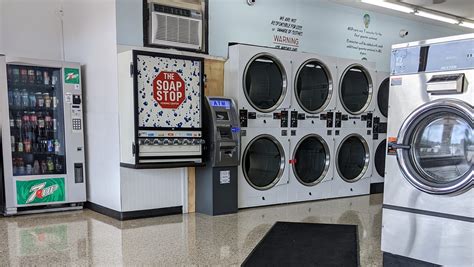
153, 71, 186, 109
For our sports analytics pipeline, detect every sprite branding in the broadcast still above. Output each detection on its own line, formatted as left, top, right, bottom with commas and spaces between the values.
16, 178, 65, 205
64, 68, 80, 84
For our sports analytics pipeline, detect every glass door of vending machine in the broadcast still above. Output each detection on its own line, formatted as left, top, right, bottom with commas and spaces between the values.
0, 56, 86, 215
7, 65, 67, 177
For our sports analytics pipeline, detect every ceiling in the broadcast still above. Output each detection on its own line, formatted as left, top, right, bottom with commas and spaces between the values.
329, 0, 474, 32
398, 0, 474, 20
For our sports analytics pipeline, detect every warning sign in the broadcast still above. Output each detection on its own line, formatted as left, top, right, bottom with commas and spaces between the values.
153, 71, 186, 109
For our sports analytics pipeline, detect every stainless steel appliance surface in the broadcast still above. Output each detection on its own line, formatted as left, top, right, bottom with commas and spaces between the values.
371, 71, 390, 185
289, 52, 337, 130
238, 127, 289, 208
287, 127, 334, 203
382, 33, 474, 266
225, 44, 293, 129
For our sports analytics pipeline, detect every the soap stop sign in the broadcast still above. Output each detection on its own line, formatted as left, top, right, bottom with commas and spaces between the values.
153, 71, 186, 109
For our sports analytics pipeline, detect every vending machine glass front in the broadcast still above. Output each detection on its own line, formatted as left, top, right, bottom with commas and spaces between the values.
6, 65, 67, 176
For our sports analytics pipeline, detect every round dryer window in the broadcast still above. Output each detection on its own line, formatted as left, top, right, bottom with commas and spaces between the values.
295, 60, 332, 113
337, 134, 370, 182
375, 139, 387, 178
243, 135, 285, 190
377, 78, 389, 118
396, 99, 473, 195
293, 134, 330, 186
340, 65, 373, 114
244, 54, 287, 112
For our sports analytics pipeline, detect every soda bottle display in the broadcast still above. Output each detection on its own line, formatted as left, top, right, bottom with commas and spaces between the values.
36, 69, 43, 85
6, 65, 67, 177
28, 69, 35, 84
20, 68, 28, 84
21, 89, 29, 108
12, 67, 20, 83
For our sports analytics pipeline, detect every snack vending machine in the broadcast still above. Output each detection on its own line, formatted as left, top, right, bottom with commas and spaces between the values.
0, 56, 86, 215
118, 50, 205, 168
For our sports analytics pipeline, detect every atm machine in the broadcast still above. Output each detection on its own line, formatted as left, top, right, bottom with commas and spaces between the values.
196, 97, 240, 216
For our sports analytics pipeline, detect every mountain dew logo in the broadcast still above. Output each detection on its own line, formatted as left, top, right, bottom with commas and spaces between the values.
64, 68, 80, 84
17, 178, 65, 205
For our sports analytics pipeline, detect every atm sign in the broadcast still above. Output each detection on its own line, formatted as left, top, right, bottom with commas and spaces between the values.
153, 71, 186, 109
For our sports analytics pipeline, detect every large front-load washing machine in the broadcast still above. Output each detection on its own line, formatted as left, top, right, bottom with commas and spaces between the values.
335, 58, 376, 130
289, 52, 337, 130
287, 128, 334, 203
371, 71, 390, 185
225, 44, 292, 129
238, 128, 289, 208
332, 127, 373, 198
382, 34, 473, 266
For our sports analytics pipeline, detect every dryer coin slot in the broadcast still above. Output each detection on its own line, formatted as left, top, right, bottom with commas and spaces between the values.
239, 109, 248, 127
290, 111, 298, 128
280, 110, 288, 127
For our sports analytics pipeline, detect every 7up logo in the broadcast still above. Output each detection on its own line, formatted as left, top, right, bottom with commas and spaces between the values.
17, 178, 65, 205
64, 68, 80, 84
26, 183, 59, 204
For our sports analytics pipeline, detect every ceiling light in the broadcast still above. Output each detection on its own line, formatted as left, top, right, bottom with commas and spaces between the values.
361, 0, 415, 13
459, 21, 474, 29
415, 10, 459, 24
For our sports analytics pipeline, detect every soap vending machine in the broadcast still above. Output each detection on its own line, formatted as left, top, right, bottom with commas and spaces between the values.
118, 50, 205, 168
0, 56, 86, 215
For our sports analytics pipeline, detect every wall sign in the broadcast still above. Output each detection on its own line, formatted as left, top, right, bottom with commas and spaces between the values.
270, 16, 303, 51
345, 13, 384, 60
153, 71, 186, 109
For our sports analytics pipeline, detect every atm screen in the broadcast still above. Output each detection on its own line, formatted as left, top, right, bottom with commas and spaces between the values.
210, 99, 231, 109
215, 111, 229, 121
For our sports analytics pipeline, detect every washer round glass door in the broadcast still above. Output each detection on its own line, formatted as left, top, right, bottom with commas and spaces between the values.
396, 99, 473, 195
293, 134, 330, 186
375, 139, 387, 178
243, 134, 285, 190
336, 134, 370, 182
295, 60, 333, 113
377, 78, 389, 118
244, 54, 287, 112
340, 65, 373, 114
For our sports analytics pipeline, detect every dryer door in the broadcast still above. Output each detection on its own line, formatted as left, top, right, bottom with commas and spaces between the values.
295, 60, 333, 113
394, 99, 473, 195
339, 64, 373, 114
336, 134, 370, 182
292, 134, 331, 186
242, 134, 286, 190
377, 78, 389, 118
374, 139, 386, 178
244, 54, 287, 113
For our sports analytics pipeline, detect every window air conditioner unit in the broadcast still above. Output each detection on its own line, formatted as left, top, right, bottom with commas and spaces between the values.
148, 0, 205, 51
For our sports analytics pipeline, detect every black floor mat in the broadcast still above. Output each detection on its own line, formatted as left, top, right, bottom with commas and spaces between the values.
242, 221, 359, 267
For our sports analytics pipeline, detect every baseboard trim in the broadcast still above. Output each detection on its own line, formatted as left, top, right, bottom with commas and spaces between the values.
383, 252, 440, 266
370, 182, 384, 194
85, 202, 182, 221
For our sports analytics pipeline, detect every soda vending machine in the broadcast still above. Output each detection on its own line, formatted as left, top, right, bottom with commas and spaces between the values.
0, 56, 86, 215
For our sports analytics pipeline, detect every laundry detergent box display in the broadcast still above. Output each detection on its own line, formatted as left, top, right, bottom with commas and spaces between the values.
117, 50, 205, 169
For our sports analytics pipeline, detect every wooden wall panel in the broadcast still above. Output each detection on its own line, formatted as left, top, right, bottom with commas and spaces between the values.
187, 58, 226, 213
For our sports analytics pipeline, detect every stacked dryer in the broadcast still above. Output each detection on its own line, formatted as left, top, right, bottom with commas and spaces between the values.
332, 59, 376, 198
225, 44, 291, 209
371, 71, 390, 187
287, 52, 337, 203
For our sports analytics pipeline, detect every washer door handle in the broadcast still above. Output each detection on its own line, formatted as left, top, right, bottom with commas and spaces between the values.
389, 142, 411, 150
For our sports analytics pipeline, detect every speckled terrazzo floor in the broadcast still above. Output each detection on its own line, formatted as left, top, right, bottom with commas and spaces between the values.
0, 194, 383, 266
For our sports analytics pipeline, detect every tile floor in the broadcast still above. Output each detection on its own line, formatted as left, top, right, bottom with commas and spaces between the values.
0, 194, 383, 266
